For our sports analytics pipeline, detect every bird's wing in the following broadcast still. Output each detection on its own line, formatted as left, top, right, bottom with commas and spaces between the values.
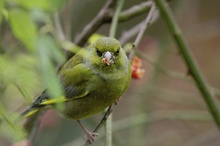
59, 62, 92, 99
40, 59, 94, 105
38, 48, 90, 103
15, 53, 93, 122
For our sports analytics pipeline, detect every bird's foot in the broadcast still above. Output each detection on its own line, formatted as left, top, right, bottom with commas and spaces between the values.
115, 96, 122, 105
85, 131, 99, 144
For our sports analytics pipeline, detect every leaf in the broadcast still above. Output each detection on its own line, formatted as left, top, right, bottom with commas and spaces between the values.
0, 54, 39, 103
0, 104, 26, 141
8, 9, 37, 51
30, 9, 51, 24
12, 0, 67, 11
37, 34, 65, 110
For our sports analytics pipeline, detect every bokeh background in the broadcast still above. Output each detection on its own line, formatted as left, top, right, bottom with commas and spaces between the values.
0, 0, 220, 146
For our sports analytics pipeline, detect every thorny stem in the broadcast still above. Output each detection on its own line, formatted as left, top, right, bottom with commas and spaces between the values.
154, 0, 220, 130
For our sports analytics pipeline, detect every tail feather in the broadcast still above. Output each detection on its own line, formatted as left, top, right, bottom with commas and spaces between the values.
14, 92, 49, 123
14, 106, 41, 124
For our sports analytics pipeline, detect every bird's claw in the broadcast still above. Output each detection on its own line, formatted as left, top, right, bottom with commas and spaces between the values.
85, 131, 99, 144
115, 96, 122, 105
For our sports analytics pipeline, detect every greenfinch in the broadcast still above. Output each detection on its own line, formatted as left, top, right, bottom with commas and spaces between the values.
19, 37, 131, 143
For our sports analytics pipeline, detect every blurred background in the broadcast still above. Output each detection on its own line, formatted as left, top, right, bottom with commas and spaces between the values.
0, 0, 220, 146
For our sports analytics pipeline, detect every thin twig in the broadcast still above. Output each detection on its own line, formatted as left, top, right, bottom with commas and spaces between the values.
119, 20, 145, 45
136, 50, 220, 100
135, 50, 192, 81
72, 0, 116, 51
67, 1, 152, 59
64, 0, 72, 40
54, 12, 66, 41
84, 105, 114, 146
28, 111, 45, 144
129, 2, 156, 61
118, 1, 152, 22
14, 83, 32, 103
109, 0, 125, 38
63, 109, 211, 146
154, 0, 220, 130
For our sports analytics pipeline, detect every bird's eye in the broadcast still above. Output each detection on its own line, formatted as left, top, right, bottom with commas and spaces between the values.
115, 49, 120, 56
96, 49, 102, 57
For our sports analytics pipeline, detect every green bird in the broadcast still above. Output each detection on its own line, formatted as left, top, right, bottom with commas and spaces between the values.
19, 37, 131, 143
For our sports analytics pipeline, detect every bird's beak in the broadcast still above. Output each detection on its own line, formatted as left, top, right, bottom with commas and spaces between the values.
102, 51, 114, 65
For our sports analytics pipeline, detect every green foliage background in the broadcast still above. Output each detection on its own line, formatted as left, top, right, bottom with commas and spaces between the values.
0, 0, 66, 143
0, 0, 220, 146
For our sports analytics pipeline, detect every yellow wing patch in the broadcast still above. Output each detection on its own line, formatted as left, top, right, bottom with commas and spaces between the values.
23, 109, 39, 118
14, 108, 40, 124
40, 96, 67, 105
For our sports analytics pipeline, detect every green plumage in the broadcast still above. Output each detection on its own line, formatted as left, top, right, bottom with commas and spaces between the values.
19, 37, 131, 121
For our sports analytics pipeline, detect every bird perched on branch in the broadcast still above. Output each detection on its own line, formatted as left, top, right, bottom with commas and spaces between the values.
18, 37, 131, 143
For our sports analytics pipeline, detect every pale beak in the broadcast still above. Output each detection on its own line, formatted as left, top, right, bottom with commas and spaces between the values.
102, 51, 114, 65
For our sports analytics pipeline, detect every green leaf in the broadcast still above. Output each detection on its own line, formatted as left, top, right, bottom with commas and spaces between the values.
0, 104, 26, 141
0, 54, 39, 103
30, 9, 51, 24
37, 34, 65, 110
8, 9, 37, 51
12, 0, 67, 11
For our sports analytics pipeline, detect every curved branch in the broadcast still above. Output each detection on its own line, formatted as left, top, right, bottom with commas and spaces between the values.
128, 2, 156, 61
154, 0, 220, 130
66, 0, 117, 59
67, 1, 153, 59
118, 1, 152, 22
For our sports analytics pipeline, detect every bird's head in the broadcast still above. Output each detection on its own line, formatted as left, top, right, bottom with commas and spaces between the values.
93, 37, 121, 66
84, 37, 130, 78
86, 37, 124, 66
85, 37, 129, 75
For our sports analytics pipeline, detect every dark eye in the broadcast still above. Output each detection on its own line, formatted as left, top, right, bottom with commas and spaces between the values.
96, 49, 102, 57
115, 49, 120, 56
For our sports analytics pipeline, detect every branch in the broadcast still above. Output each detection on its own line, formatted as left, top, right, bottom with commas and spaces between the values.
54, 12, 66, 42
109, 0, 125, 38
119, 20, 144, 45
129, 2, 156, 61
84, 105, 113, 146
68, 0, 117, 59
154, 0, 220, 130
74, 0, 116, 46
118, 1, 152, 22
135, 50, 220, 101
67, 1, 153, 59
135, 50, 192, 81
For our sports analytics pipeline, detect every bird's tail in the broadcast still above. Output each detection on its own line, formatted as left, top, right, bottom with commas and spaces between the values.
14, 91, 66, 123
14, 105, 41, 124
